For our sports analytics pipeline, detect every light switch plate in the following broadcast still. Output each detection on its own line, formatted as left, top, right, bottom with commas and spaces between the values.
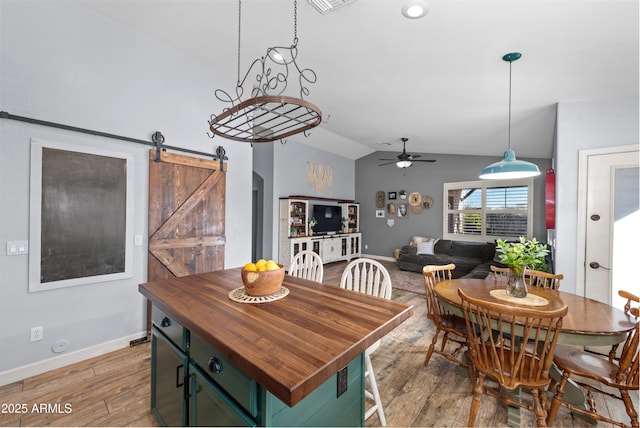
6, 240, 28, 255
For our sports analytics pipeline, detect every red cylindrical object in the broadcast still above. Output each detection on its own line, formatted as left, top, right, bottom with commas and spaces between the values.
545, 167, 556, 229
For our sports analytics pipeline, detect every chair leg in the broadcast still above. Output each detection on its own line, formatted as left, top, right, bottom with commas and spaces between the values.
468, 371, 485, 427
531, 388, 548, 427
620, 389, 639, 428
424, 328, 441, 367
364, 352, 386, 426
546, 371, 569, 426
440, 332, 449, 352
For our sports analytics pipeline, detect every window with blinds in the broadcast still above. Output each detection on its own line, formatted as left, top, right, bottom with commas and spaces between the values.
443, 178, 533, 241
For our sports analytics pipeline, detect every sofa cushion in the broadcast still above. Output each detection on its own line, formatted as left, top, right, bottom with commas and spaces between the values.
397, 239, 502, 279
434, 239, 452, 255
450, 240, 496, 260
397, 253, 486, 278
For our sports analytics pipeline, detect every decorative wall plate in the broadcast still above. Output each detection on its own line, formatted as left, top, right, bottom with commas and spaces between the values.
422, 195, 433, 209
409, 192, 421, 206
387, 202, 396, 214
410, 204, 423, 214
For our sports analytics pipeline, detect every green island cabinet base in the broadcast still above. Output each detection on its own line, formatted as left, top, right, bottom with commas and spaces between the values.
151, 309, 365, 427
141, 270, 412, 428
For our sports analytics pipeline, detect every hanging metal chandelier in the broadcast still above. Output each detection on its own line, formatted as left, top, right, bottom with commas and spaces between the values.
209, 0, 322, 144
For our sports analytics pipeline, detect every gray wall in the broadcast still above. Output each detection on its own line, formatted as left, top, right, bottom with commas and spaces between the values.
555, 97, 639, 294
0, 1, 252, 379
355, 152, 551, 258
253, 144, 275, 260
270, 140, 356, 260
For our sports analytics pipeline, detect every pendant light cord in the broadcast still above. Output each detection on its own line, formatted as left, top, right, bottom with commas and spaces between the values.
236, 0, 242, 87
507, 59, 512, 151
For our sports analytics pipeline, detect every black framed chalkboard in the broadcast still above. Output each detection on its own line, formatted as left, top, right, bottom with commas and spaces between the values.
29, 140, 132, 292
40, 148, 127, 283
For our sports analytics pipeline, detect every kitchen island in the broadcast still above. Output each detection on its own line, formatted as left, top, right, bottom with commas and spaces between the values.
139, 267, 413, 427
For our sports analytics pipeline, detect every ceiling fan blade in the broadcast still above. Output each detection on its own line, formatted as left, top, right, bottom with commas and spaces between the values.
412, 159, 437, 163
378, 161, 398, 166
409, 154, 422, 159
379, 158, 398, 161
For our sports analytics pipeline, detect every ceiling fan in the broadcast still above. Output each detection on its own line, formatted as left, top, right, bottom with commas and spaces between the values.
379, 137, 436, 168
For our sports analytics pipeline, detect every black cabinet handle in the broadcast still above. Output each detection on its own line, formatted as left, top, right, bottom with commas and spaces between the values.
175, 364, 184, 388
208, 356, 222, 374
161, 316, 171, 327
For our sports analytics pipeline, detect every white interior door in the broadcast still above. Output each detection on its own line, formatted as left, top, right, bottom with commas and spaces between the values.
583, 148, 639, 308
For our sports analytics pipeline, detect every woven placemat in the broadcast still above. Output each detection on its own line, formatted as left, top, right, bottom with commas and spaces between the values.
228, 286, 289, 304
489, 289, 549, 307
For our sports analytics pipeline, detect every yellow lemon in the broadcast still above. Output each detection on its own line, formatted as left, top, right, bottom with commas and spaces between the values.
266, 261, 280, 271
243, 262, 257, 271
256, 259, 267, 269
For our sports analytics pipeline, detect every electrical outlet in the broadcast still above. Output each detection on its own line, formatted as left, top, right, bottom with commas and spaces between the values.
337, 366, 348, 397
30, 326, 43, 342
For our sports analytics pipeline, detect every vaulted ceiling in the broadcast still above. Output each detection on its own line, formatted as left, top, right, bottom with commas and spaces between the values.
79, 0, 639, 160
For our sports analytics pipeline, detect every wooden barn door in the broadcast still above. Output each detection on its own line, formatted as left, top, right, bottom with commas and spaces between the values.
146, 150, 226, 336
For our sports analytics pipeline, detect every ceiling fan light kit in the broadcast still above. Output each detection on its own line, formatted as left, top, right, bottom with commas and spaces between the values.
379, 137, 436, 169
209, 0, 322, 144
480, 52, 541, 180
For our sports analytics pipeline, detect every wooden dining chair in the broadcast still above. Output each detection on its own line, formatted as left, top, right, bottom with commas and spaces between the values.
490, 264, 510, 281
547, 289, 639, 428
288, 250, 324, 283
607, 290, 640, 362
458, 288, 568, 427
422, 264, 470, 374
340, 258, 392, 426
524, 269, 563, 290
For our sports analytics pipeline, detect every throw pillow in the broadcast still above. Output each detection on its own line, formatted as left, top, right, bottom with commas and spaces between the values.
410, 236, 439, 246
410, 236, 428, 246
416, 241, 435, 255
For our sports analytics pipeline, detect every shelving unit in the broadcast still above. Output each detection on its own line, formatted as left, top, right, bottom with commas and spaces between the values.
342, 203, 359, 233
279, 197, 361, 270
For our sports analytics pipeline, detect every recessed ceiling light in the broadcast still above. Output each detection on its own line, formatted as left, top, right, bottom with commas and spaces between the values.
401, 0, 429, 19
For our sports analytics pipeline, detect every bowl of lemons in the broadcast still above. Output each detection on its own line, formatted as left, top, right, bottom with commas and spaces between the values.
241, 259, 285, 296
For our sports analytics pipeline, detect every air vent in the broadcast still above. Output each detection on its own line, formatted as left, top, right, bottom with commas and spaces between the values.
308, 0, 357, 14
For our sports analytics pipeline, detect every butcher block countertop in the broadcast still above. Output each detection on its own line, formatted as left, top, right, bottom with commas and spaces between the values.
139, 268, 413, 407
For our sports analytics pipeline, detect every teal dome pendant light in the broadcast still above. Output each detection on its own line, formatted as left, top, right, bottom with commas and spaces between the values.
480, 53, 541, 180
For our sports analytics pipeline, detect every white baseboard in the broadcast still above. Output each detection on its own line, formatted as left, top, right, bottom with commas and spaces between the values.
362, 253, 396, 262
0, 331, 147, 387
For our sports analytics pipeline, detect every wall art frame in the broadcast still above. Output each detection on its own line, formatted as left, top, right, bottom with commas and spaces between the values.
29, 139, 134, 292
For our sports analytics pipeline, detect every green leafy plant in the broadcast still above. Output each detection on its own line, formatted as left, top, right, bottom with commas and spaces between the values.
308, 217, 317, 229
495, 236, 549, 273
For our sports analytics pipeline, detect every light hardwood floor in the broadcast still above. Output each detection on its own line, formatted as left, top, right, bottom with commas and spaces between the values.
1, 262, 636, 427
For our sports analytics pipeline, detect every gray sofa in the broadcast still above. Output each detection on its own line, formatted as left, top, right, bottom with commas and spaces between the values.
397, 239, 504, 279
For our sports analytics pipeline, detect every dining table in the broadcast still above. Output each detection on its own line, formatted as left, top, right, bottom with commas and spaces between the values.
435, 277, 637, 427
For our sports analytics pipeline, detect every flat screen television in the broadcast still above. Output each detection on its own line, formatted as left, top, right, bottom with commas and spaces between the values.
312, 204, 342, 234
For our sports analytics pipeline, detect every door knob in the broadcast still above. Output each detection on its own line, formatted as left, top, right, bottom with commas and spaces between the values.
589, 261, 610, 271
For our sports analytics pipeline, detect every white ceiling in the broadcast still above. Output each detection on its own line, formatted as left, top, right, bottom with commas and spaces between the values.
78, 0, 639, 160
